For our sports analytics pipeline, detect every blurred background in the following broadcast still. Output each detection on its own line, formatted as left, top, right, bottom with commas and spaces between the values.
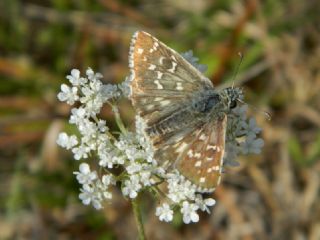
1, 0, 320, 239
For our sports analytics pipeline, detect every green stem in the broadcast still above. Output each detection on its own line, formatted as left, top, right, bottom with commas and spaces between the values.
112, 105, 127, 135
132, 198, 146, 240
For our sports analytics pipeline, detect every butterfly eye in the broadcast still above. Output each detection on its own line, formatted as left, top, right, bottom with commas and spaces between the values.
230, 100, 237, 109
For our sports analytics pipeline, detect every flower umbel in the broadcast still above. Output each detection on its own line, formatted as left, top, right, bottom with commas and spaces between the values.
57, 65, 263, 224
156, 203, 174, 222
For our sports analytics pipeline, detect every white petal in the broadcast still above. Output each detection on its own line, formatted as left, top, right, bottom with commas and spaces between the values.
166, 213, 173, 222
183, 215, 191, 224
71, 69, 80, 78
56, 132, 68, 146
86, 68, 94, 76
61, 84, 69, 92
190, 212, 199, 222
79, 163, 90, 174
205, 198, 216, 206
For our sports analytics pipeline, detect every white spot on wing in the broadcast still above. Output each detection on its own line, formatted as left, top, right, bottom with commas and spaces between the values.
195, 161, 202, 167
157, 71, 163, 79
137, 48, 144, 54
187, 150, 193, 157
148, 64, 156, 70
200, 177, 206, 183
154, 41, 159, 48
150, 41, 159, 53
194, 153, 201, 158
154, 80, 163, 89
159, 57, 165, 64
207, 145, 217, 151
176, 82, 184, 91
199, 134, 206, 141
176, 142, 188, 153
168, 61, 177, 73
212, 166, 220, 171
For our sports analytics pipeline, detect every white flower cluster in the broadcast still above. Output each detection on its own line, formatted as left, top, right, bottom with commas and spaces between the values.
56, 66, 263, 224
74, 163, 115, 209
155, 171, 216, 223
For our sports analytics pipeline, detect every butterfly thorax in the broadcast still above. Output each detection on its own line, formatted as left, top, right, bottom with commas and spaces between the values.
191, 90, 227, 117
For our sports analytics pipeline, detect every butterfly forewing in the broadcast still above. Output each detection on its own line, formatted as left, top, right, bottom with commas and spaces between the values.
129, 31, 213, 124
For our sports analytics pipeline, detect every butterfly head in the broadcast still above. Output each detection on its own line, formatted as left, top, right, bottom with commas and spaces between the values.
221, 87, 243, 109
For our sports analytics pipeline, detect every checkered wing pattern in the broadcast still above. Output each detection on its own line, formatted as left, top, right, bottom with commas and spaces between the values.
151, 115, 226, 191
129, 31, 212, 126
175, 116, 226, 190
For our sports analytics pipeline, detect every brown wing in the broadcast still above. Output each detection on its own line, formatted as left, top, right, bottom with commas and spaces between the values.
128, 31, 213, 126
175, 115, 227, 191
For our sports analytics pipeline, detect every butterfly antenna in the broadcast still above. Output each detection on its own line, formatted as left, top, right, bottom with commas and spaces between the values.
232, 53, 271, 120
237, 99, 272, 121
231, 52, 244, 88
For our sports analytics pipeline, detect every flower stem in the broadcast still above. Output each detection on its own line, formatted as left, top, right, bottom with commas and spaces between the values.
132, 198, 146, 240
112, 105, 127, 135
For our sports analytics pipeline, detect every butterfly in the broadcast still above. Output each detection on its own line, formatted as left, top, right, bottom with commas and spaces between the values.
128, 31, 242, 192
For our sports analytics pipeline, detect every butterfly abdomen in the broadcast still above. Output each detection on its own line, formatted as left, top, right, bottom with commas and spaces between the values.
146, 106, 197, 137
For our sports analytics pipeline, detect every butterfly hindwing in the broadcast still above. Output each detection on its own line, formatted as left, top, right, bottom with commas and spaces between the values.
152, 122, 200, 165
175, 115, 227, 190
151, 115, 226, 190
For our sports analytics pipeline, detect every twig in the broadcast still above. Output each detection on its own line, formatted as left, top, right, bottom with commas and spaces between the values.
132, 198, 146, 240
